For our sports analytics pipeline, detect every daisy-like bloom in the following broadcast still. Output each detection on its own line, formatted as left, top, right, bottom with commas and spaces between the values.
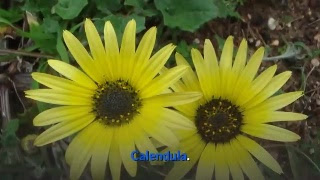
166, 37, 307, 180
26, 19, 202, 180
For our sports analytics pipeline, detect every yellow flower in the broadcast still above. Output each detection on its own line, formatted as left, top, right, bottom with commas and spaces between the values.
26, 19, 202, 180
166, 37, 307, 180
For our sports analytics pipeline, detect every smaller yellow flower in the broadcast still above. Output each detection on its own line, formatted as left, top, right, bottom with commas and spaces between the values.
166, 36, 307, 180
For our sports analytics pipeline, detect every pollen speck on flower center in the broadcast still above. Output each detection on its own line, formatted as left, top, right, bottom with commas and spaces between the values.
195, 98, 243, 143
92, 80, 142, 126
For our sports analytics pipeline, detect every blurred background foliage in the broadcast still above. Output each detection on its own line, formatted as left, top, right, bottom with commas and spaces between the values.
0, 0, 320, 179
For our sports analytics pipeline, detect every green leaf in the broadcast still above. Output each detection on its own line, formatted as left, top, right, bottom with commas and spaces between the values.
125, 0, 144, 8
261, 163, 283, 180
140, 8, 159, 17
0, 17, 33, 38
17, 106, 39, 124
69, 21, 85, 33
22, 0, 57, 15
311, 49, 320, 59
56, 29, 69, 63
0, 8, 23, 24
0, 16, 57, 54
4, 119, 19, 134
28, 25, 57, 54
94, 0, 122, 13
53, 0, 88, 20
1, 119, 19, 147
176, 40, 194, 66
263, 43, 301, 61
287, 145, 320, 179
31, 60, 54, 112
95, 14, 145, 42
213, 0, 241, 18
125, 0, 159, 17
41, 17, 60, 33
294, 41, 313, 59
154, 0, 218, 32
176, 40, 190, 58
214, 34, 226, 51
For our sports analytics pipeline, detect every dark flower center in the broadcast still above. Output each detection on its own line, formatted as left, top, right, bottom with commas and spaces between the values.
92, 80, 141, 126
195, 98, 243, 143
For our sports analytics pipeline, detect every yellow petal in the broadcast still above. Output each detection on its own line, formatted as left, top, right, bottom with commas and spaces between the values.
265, 91, 303, 110
223, 72, 235, 100
160, 108, 196, 130
48, 60, 97, 90
132, 123, 158, 154
65, 124, 93, 165
232, 39, 248, 76
232, 47, 264, 101
192, 48, 213, 100
120, 19, 136, 55
91, 124, 113, 180
120, 19, 136, 80
226, 39, 248, 100
166, 160, 197, 180
140, 65, 188, 98
241, 123, 300, 142
104, 21, 119, 79
84, 19, 108, 79
215, 143, 230, 180
203, 39, 221, 97
166, 139, 206, 180
174, 129, 198, 141
104, 21, 119, 61
63, 30, 103, 83
145, 124, 178, 148
177, 106, 199, 118
219, 36, 234, 71
33, 106, 91, 126
174, 98, 199, 118
118, 125, 137, 177
230, 139, 264, 180
268, 111, 308, 122
219, 36, 234, 98
196, 143, 215, 180
160, 66, 185, 91
70, 123, 100, 180
137, 113, 179, 148
224, 142, 244, 180
109, 128, 122, 180
85, 19, 105, 63
165, 66, 200, 116
135, 44, 175, 89
132, 27, 157, 83
247, 91, 303, 112
143, 92, 202, 107
226, 39, 247, 100
236, 65, 277, 106
26, 87, 92, 98
237, 135, 283, 174
243, 71, 291, 109
179, 131, 204, 148
240, 47, 264, 81
34, 114, 94, 146
244, 110, 307, 124
32, 72, 94, 95
176, 52, 201, 91
25, 89, 92, 105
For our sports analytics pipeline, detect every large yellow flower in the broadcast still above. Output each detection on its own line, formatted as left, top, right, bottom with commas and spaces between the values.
166, 37, 307, 180
26, 19, 201, 180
